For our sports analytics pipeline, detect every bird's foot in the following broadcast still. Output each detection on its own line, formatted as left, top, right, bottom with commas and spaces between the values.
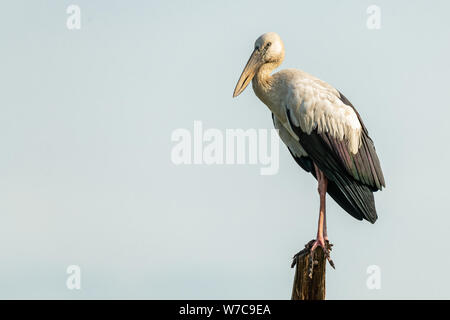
310, 237, 335, 271
291, 239, 335, 278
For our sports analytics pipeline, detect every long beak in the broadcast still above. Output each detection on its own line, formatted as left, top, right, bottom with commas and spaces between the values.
233, 49, 262, 97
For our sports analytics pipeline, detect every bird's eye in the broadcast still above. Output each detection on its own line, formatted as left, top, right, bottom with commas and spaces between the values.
266, 42, 272, 47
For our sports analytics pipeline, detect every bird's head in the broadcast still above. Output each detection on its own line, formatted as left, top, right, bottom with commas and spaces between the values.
233, 32, 285, 97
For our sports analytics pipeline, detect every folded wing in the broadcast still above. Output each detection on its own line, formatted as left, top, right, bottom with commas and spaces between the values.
275, 74, 385, 222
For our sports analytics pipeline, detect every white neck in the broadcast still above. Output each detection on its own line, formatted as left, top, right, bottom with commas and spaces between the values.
252, 63, 275, 102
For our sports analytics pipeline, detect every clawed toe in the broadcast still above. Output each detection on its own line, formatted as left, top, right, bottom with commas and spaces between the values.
309, 239, 334, 277
291, 239, 335, 278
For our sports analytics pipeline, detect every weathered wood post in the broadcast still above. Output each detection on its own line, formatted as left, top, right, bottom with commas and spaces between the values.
291, 240, 331, 300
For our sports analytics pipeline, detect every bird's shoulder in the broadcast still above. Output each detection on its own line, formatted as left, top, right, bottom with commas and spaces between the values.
273, 69, 362, 154
273, 68, 339, 98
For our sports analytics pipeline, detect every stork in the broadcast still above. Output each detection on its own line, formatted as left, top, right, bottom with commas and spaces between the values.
233, 32, 385, 265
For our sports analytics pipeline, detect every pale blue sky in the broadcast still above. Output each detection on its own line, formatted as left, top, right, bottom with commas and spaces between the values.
0, 0, 449, 299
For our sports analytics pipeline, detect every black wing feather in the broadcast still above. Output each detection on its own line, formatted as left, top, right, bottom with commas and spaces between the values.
281, 92, 385, 223
292, 128, 378, 223
272, 113, 379, 223
336, 92, 385, 190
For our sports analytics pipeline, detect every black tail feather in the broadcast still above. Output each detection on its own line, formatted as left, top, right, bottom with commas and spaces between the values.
288, 149, 378, 223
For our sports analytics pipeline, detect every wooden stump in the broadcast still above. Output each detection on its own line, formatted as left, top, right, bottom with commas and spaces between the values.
291, 240, 328, 300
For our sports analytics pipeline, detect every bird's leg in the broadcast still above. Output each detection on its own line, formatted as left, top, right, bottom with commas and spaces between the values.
323, 201, 328, 242
310, 164, 335, 270
290, 165, 335, 274
312, 163, 327, 247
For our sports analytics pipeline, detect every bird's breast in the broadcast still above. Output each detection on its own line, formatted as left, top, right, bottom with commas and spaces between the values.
252, 78, 300, 140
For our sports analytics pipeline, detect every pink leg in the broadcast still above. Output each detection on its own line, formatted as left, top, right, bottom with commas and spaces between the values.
291, 164, 335, 275
311, 164, 327, 250
310, 163, 334, 268
323, 183, 328, 241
